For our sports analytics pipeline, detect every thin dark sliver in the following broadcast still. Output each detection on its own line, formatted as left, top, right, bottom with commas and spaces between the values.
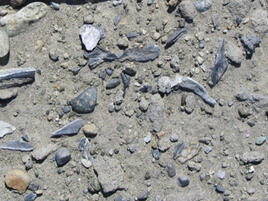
165, 28, 187, 49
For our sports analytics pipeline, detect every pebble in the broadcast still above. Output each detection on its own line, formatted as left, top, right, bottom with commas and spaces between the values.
194, 0, 212, 12
144, 134, 152, 144
51, 119, 84, 137
178, 176, 190, 187
106, 78, 121, 89
225, 41, 243, 66
240, 32, 261, 56
166, 163, 176, 177
22, 155, 33, 170
0, 2, 49, 37
187, 161, 201, 172
179, 0, 197, 23
0, 30, 9, 61
49, 50, 59, 62
24, 192, 37, 201
152, 149, 160, 160
139, 97, 149, 112
32, 143, 58, 161
204, 146, 212, 154
247, 188, 255, 195
0, 121, 16, 138
216, 184, 225, 193
5, 169, 31, 193
170, 134, 179, 142
55, 147, 71, 167
83, 123, 98, 138
80, 25, 101, 51
240, 151, 264, 164
158, 137, 170, 152
255, 136, 266, 146
71, 87, 97, 114
216, 170, 226, 180
83, 14, 94, 24
148, 94, 165, 132
93, 157, 124, 194
81, 158, 92, 169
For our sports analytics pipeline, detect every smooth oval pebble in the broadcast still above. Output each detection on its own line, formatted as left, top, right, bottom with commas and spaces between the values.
5, 169, 31, 193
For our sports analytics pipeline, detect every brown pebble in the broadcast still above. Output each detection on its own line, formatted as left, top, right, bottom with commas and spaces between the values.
5, 169, 31, 193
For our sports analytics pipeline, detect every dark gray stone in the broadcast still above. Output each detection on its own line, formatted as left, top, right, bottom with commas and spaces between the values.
71, 87, 97, 114
137, 190, 149, 201
173, 142, 184, 160
165, 28, 187, 49
240, 32, 261, 56
0, 67, 35, 89
24, 192, 37, 201
55, 147, 71, 167
78, 137, 89, 159
119, 45, 161, 62
123, 67, 136, 77
106, 78, 120, 89
211, 38, 228, 87
178, 176, 190, 187
0, 139, 33, 152
170, 75, 216, 107
120, 72, 130, 97
114, 15, 121, 26
166, 163, 176, 177
84, 46, 118, 69
51, 119, 84, 137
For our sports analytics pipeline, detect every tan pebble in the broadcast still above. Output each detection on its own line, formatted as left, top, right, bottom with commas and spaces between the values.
83, 123, 98, 137
5, 169, 31, 193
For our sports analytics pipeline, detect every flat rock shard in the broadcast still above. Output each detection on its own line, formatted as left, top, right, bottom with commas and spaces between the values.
0, 121, 16, 138
1, 139, 33, 152
170, 75, 216, 107
0, 67, 35, 89
84, 46, 118, 69
165, 28, 187, 48
51, 119, 84, 137
211, 38, 228, 87
120, 45, 161, 62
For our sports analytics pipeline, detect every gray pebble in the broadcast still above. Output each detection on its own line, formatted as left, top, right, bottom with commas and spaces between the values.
166, 163, 176, 177
170, 134, 179, 142
106, 78, 120, 89
24, 192, 37, 201
216, 170, 226, 180
173, 142, 184, 160
216, 184, 225, 193
178, 176, 190, 187
152, 149, 160, 160
55, 147, 71, 167
194, 0, 212, 12
256, 136, 266, 146
204, 146, 212, 154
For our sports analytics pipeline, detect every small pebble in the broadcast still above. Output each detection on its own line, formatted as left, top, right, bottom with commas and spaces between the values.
216, 184, 225, 193
255, 136, 266, 146
178, 176, 190, 187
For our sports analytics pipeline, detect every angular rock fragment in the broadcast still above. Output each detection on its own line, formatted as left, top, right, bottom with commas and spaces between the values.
0, 67, 35, 89
0, 2, 48, 37
210, 38, 228, 87
80, 24, 101, 51
194, 0, 212, 12
84, 46, 118, 69
173, 142, 185, 160
70, 87, 97, 114
106, 78, 120, 90
5, 169, 31, 193
51, 119, 84, 137
148, 94, 165, 132
240, 32, 261, 57
120, 45, 161, 62
227, 0, 252, 24
78, 137, 89, 159
250, 9, 268, 34
1, 139, 33, 152
158, 76, 172, 94
240, 151, 264, 164
93, 157, 124, 194
225, 41, 243, 66
0, 120, 16, 138
31, 143, 58, 161
24, 192, 37, 201
88, 168, 101, 193
170, 75, 216, 107
120, 72, 130, 97
177, 144, 200, 164
179, 0, 197, 23
165, 28, 187, 49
